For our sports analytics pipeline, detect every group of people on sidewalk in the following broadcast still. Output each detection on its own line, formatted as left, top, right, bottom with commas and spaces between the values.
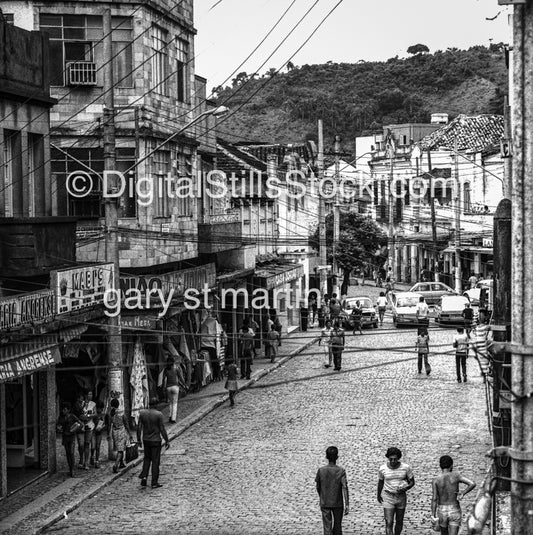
316, 446, 476, 535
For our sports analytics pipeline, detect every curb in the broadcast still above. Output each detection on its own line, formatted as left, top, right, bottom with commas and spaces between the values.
33, 335, 318, 535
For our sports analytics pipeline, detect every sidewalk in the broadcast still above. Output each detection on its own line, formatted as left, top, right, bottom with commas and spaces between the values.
0, 328, 319, 535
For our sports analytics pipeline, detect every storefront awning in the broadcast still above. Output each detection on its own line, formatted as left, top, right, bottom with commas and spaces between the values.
0, 346, 61, 382
441, 246, 493, 255
254, 263, 305, 290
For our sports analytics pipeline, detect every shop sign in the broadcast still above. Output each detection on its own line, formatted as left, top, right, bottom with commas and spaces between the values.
119, 263, 216, 307
120, 315, 157, 330
483, 238, 494, 248
51, 263, 115, 314
0, 290, 54, 330
258, 265, 305, 290
0, 347, 61, 382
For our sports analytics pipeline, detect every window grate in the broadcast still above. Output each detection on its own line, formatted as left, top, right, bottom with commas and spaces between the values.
67, 61, 97, 85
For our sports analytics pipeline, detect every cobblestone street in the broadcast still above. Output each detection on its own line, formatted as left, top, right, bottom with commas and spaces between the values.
44, 312, 492, 535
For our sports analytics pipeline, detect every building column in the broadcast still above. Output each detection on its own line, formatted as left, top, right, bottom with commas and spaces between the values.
394, 246, 401, 282
402, 245, 409, 282
410, 244, 418, 283
0, 382, 6, 497
39, 368, 57, 473
473, 253, 481, 277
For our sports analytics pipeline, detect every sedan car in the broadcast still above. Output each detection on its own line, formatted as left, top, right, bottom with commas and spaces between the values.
390, 292, 423, 327
341, 297, 378, 329
409, 281, 457, 305
463, 279, 493, 307
435, 295, 471, 325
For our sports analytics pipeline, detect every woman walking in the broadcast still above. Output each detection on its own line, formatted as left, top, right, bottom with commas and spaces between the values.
319, 319, 333, 368
163, 357, 181, 424
109, 398, 131, 473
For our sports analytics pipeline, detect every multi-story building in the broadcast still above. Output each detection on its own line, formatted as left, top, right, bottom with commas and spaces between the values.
0, 19, 102, 498
369, 114, 504, 287
5, 0, 201, 267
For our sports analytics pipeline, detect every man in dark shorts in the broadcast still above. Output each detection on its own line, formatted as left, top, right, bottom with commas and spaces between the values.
315, 446, 349, 535
431, 455, 476, 535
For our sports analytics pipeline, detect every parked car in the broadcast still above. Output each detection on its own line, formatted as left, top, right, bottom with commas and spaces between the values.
341, 297, 378, 329
409, 281, 457, 305
389, 292, 424, 327
435, 295, 471, 325
463, 279, 493, 307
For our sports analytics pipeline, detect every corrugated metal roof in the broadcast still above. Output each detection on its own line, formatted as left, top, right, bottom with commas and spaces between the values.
419, 114, 504, 153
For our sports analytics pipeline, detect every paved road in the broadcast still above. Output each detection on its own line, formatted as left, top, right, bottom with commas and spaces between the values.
45, 319, 492, 535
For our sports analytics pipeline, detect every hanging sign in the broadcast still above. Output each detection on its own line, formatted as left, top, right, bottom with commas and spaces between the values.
51, 263, 115, 314
0, 290, 54, 330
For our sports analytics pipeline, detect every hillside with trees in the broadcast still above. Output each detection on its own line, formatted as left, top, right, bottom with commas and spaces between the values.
213, 44, 508, 148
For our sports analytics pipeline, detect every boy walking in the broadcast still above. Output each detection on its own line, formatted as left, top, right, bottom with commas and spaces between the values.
431, 455, 476, 535
453, 327, 469, 383
315, 446, 349, 535
416, 327, 431, 376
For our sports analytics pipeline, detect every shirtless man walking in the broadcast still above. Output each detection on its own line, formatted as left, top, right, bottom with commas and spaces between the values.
431, 455, 476, 535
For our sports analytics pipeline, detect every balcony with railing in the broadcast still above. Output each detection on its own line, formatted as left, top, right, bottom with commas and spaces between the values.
0, 217, 77, 277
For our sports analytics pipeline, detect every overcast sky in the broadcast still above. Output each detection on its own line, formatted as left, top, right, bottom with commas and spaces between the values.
194, 0, 511, 90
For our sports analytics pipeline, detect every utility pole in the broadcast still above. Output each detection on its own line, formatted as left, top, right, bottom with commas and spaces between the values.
317, 120, 327, 299
503, 95, 512, 198
427, 150, 438, 282
453, 137, 462, 294
387, 136, 395, 279
332, 134, 341, 296
511, 3, 533, 532
103, 9, 123, 409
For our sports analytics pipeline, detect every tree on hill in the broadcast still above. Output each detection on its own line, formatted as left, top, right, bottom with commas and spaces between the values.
311, 212, 386, 294
231, 71, 250, 87
286, 61, 295, 72
407, 43, 430, 56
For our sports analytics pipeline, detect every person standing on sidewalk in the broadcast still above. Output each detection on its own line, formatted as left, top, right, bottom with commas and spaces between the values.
224, 361, 238, 407
137, 407, 170, 489
239, 320, 255, 380
265, 324, 280, 363
416, 327, 431, 376
57, 402, 83, 477
315, 446, 349, 535
330, 322, 345, 372
377, 447, 415, 535
376, 292, 387, 326
319, 320, 333, 368
431, 455, 476, 535
453, 328, 469, 383
90, 400, 106, 468
470, 310, 492, 382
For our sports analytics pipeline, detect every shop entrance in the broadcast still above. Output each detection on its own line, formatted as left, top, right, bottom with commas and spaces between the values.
5, 374, 43, 494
